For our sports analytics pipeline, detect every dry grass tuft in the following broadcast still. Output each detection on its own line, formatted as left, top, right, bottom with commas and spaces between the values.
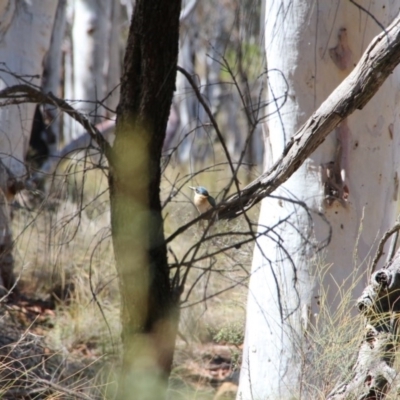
5, 154, 389, 399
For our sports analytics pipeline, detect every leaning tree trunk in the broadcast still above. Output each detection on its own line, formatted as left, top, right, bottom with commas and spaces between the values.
0, 0, 57, 290
109, 1, 181, 399
238, 2, 400, 399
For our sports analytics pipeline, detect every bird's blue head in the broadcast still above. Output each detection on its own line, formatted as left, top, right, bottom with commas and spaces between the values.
190, 186, 209, 196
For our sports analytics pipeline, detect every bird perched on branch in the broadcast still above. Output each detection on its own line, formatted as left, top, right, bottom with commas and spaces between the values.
189, 186, 216, 214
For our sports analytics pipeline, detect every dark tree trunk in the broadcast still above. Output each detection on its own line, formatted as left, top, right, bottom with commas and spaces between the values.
108, 1, 181, 398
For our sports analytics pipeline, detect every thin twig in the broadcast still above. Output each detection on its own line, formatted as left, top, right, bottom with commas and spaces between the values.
34, 378, 94, 400
0, 84, 112, 159
176, 66, 242, 200
371, 220, 400, 274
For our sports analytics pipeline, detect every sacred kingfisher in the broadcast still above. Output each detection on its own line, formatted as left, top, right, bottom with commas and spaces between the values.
189, 186, 216, 214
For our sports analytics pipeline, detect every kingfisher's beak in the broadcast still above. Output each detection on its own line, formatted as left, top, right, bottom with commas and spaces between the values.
189, 186, 196, 190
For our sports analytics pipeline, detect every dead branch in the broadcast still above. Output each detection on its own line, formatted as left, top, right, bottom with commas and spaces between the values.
36, 118, 115, 179
0, 84, 112, 159
1, 13, 400, 247
214, 12, 400, 220
166, 12, 400, 243
370, 218, 400, 274
327, 249, 400, 399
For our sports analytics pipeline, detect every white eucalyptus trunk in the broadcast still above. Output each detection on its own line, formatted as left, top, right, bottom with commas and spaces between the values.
66, 0, 111, 142
104, 0, 121, 116
42, 0, 67, 156
63, 0, 74, 143
0, 0, 57, 288
0, 0, 57, 177
238, 2, 400, 399
175, 23, 197, 162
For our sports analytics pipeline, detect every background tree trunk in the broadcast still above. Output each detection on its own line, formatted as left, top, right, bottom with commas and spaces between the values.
103, 0, 121, 116
64, 0, 112, 142
42, 0, 67, 160
175, 17, 198, 162
0, 0, 57, 289
238, 2, 400, 399
109, 1, 181, 398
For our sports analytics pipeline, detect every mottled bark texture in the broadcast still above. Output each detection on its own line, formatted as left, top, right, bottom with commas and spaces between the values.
108, 1, 181, 398
217, 12, 400, 220
327, 249, 400, 400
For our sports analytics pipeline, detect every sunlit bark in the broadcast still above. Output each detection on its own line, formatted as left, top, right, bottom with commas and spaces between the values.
0, 0, 57, 289
238, 2, 400, 398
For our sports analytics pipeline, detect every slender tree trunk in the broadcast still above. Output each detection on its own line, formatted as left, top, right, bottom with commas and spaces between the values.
72, 0, 110, 117
109, 1, 181, 398
104, 0, 120, 116
65, 0, 111, 143
175, 25, 197, 162
0, 0, 57, 289
176, 0, 224, 164
42, 0, 67, 160
238, 2, 400, 399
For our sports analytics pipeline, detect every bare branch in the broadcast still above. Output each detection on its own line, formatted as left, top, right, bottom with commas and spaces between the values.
177, 66, 241, 200
0, 84, 112, 159
214, 12, 400, 219
370, 218, 400, 274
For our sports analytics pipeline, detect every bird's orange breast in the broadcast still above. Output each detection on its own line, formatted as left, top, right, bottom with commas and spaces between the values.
194, 194, 212, 213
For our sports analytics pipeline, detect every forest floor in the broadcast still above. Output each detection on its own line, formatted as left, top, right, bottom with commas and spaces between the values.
0, 159, 374, 399
0, 158, 255, 399
0, 152, 265, 399
0, 289, 241, 399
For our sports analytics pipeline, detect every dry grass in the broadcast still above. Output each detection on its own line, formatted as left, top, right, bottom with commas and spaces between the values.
5, 152, 258, 398
7, 155, 119, 398
304, 279, 365, 397
7, 152, 400, 399
161, 158, 260, 343
14, 157, 120, 351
